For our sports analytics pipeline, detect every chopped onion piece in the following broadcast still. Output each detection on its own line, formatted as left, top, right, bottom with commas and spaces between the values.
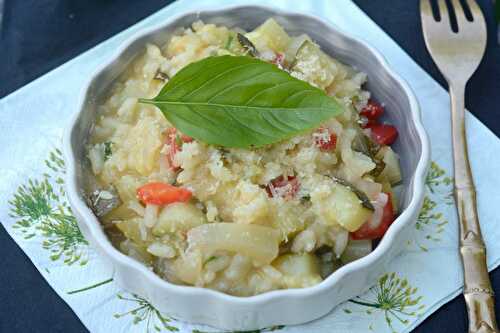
143, 204, 159, 228
333, 228, 349, 258
340, 239, 372, 264
187, 223, 280, 264
354, 179, 383, 201
173, 250, 203, 285
366, 192, 389, 230
128, 200, 145, 217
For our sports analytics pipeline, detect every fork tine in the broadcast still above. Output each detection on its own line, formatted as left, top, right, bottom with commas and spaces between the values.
465, 0, 482, 20
437, 0, 451, 26
420, 0, 432, 17
450, 0, 468, 25
420, 0, 436, 26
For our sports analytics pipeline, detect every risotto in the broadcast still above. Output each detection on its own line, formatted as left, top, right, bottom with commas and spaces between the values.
87, 18, 402, 296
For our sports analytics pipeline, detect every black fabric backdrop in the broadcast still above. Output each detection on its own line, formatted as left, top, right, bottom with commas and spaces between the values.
0, 1, 499, 332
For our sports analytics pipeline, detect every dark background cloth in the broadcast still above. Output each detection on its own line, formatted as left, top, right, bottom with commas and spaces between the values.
0, 1, 499, 332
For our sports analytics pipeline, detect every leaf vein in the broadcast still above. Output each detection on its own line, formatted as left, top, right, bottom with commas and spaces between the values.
281, 89, 317, 105
222, 108, 277, 140
156, 59, 223, 99
206, 71, 280, 103
244, 81, 299, 106
181, 63, 263, 100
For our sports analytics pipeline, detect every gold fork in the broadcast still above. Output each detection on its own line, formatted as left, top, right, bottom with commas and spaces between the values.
420, 0, 499, 332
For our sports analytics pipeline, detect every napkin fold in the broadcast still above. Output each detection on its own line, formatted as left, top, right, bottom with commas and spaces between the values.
1, 0, 500, 332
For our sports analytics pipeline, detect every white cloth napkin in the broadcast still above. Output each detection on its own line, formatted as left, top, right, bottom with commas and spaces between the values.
1, 0, 500, 332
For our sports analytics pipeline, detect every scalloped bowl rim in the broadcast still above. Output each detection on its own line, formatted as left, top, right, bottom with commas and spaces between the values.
63, 3, 430, 307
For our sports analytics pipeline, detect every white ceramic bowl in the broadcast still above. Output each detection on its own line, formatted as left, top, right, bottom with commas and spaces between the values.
64, 4, 430, 331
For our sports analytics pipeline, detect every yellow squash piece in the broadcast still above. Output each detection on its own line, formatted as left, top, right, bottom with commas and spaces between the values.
314, 182, 373, 232
245, 18, 291, 53
377, 146, 402, 185
187, 223, 280, 264
272, 253, 322, 288
115, 218, 150, 246
291, 40, 338, 89
152, 202, 207, 236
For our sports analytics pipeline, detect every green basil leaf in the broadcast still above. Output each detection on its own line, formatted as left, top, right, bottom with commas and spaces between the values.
141, 55, 345, 148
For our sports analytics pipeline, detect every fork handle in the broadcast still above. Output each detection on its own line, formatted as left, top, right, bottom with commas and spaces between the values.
450, 82, 499, 333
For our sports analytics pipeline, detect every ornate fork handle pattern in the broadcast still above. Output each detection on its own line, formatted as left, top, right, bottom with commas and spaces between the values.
451, 82, 498, 333
420, 1, 499, 332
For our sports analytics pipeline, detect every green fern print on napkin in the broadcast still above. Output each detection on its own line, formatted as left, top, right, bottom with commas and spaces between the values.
8, 149, 89, 265
343, 273, 425, 333
408, 161, 453, 252
114, 293, 180, 332
425, 162, 453, 199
